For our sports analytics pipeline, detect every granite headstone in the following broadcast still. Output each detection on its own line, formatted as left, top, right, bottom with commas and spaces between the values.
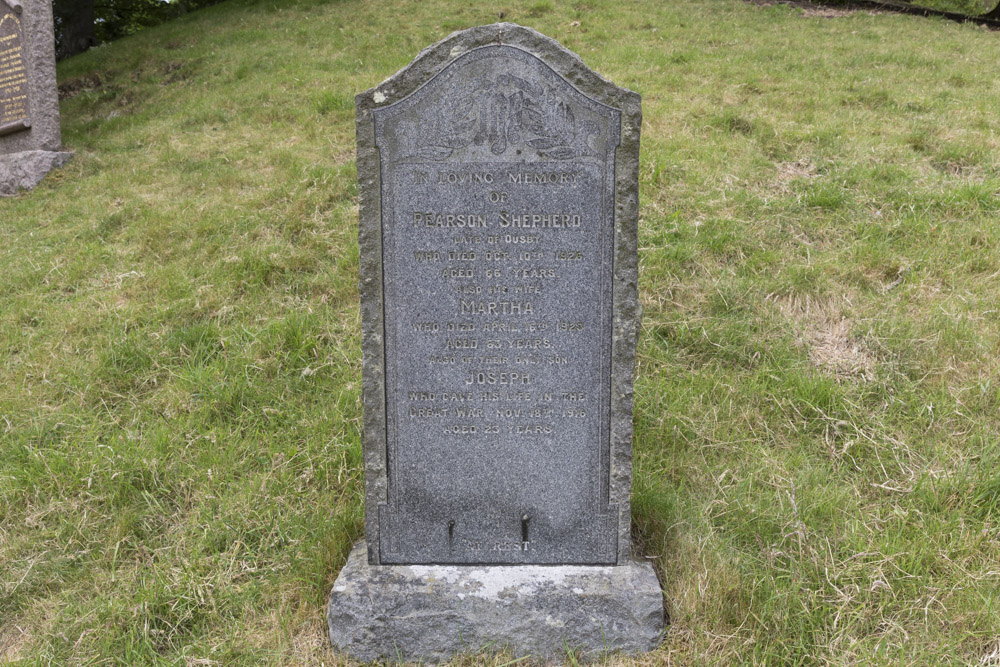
0, 0, 71, 195
328, 23, 662, 661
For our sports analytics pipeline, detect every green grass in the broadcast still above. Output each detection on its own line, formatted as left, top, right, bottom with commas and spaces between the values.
905, 0, 996, 14
3, 0, 1000, 663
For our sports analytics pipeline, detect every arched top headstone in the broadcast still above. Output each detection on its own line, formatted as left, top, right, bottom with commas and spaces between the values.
328, 24, 661, 661
355, 23, 641, 566
357, 23, 640, 148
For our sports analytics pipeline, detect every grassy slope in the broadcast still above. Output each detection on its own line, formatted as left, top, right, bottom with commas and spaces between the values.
2, 0, 1000, 663
907, 0, 996, 15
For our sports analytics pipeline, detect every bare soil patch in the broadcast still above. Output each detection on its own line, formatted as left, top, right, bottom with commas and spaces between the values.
58, 73, 104, 100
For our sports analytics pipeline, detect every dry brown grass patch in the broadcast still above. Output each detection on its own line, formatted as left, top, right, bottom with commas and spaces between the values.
982, 638, 1000, 665
774, 293, 877, 380
0, 623, 30, 662
777, 158, 818, 182
287, 618, 339, 664
770, 157, 818, 195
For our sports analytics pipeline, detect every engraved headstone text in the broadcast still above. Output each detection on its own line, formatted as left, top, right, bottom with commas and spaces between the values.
373, 46, 622, 565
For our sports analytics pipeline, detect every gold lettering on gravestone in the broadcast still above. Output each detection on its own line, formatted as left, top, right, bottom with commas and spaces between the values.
0, 8, 30, 136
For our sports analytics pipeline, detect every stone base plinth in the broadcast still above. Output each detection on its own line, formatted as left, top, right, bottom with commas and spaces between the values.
327, 542, 664, 663
0, 150, 73, 195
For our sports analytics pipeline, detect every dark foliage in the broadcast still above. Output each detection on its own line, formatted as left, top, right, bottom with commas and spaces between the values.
52, 0, 225, 59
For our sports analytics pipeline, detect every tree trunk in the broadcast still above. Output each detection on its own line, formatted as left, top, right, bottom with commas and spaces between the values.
52, 0, 95, 60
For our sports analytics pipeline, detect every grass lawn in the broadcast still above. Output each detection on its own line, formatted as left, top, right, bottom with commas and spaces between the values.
2, 0, 1000, 663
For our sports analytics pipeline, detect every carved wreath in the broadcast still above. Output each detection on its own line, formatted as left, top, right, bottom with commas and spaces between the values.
402, 74, 597, 161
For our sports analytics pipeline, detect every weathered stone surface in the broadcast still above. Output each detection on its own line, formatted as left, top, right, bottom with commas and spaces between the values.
356, 22, 641, 567
0, 148, 70, 195
0, 0, 71, 193
328, 542, 663, 663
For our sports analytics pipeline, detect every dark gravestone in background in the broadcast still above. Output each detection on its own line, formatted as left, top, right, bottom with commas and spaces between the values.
0, 2, 30, 135
0, 0, 71, 195
375, 45, 621, 565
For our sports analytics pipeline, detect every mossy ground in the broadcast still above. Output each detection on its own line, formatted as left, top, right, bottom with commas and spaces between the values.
2, 0, 1000, 664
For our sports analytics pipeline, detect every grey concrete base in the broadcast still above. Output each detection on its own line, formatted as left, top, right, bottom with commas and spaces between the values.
327, 542, 664, 663
0, 150, 72, 195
